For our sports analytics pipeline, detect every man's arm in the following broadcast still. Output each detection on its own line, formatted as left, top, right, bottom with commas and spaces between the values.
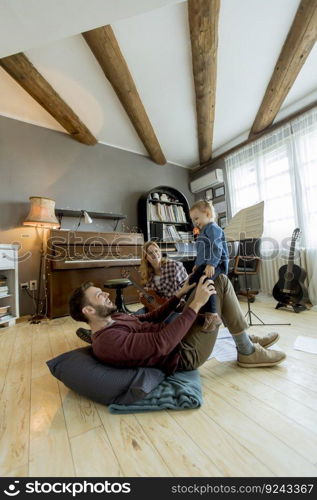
137, 278, 195, 323
101, 277, 216, 363
136, 295, 180, 323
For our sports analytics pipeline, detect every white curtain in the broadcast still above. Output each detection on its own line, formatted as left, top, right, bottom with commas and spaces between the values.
225, 107, 317, 306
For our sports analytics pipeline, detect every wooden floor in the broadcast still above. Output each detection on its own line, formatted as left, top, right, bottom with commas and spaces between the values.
1, 297, 317, 477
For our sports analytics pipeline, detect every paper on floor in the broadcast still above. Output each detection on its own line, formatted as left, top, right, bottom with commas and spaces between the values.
208, 328, 236, 362
208, 327, 281, 362
293, 336, 317, 355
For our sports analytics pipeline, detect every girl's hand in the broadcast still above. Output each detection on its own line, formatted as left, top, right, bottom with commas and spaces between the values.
205, 265, 214, 278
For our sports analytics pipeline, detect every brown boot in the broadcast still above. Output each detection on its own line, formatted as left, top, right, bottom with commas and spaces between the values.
202, 313, 222, 333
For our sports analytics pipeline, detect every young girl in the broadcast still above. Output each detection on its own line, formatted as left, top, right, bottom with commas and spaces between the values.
189, 200, 229, 332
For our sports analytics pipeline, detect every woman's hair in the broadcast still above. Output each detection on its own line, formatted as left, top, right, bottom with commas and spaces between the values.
139, 241, 168, 285
190, 200, 215, 220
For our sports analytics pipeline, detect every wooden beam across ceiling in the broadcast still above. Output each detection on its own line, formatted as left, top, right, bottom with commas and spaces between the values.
0, 52, 97, 145
83, 26, 166, 165
250, 0, 317, 137
188, 0, 220, 165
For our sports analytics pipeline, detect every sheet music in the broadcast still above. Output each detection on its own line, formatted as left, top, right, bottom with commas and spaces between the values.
224, 201, 264, 241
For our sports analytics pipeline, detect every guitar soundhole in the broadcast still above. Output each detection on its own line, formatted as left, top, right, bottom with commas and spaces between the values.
284, 272, 294, 282
147, 296, 154, 303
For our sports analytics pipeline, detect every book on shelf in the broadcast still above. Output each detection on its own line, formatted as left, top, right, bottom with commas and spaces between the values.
161, 227, 195, 243
175, 242, 197, 255
149, 201, 187, 223
0, 314, 13, 322
177, 231, 193, 242
167, 225, 180, 241
149, 203, 159, 221
162, 225, 183, 242
0, 286, 9, 296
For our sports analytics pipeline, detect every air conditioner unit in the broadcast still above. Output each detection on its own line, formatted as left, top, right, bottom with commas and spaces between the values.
190, 169, 223, 193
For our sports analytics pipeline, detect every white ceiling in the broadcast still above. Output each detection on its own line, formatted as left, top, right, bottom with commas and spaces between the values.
1, 0, 316, 168
0, 0, 184, 57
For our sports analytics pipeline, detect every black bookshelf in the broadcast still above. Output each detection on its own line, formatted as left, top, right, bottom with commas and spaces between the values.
137, 187, 196, 273
138, 186, 193, 243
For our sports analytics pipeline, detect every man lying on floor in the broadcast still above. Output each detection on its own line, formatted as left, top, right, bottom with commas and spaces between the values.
69, 274, 285, 374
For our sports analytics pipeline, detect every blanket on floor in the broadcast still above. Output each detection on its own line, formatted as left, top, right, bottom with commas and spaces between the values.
108, 369, 202, 414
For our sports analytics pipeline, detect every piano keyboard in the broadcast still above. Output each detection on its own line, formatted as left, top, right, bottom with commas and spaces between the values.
64, 258, 141, 264
52, 257, 141, 270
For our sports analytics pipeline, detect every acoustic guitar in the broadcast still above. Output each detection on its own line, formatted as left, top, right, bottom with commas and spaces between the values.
121, 269, 167, 312
272, 228, 308, 311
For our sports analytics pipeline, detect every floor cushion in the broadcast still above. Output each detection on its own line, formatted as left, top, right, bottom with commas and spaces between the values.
47, 346, 165, 406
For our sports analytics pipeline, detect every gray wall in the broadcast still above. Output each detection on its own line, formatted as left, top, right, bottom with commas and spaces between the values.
0, 116, 193, 316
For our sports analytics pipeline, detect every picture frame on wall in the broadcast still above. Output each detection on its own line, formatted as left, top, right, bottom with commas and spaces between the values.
213, 185, 225, 198
218, 215, 227, 229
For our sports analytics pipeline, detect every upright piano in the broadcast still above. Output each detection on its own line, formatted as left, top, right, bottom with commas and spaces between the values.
46, 230, 144, 318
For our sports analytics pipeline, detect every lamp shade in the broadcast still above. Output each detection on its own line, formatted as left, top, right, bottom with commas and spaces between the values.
23, 196, 60, 229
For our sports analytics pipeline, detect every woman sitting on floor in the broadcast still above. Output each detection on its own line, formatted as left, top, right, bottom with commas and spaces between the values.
139, 241, 188, 307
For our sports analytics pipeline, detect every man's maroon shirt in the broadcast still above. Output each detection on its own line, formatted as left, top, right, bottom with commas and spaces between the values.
92, 296, 197, 374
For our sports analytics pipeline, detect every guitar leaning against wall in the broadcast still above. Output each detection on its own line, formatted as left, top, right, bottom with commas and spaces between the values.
272, 228, 308, 313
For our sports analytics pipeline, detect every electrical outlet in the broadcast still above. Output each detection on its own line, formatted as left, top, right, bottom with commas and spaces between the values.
29, 280, 37, 291
21, 282, 28, 289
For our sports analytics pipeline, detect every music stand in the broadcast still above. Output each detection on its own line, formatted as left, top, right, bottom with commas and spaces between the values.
224, 202, 290, 326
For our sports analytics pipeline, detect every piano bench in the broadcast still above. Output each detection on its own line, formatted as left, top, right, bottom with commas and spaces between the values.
104, 278, 133, 313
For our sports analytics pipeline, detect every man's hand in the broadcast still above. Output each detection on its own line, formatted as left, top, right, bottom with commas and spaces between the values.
189, 275, 216, 314
204, 264, 215, 278
175, 278, 195, 299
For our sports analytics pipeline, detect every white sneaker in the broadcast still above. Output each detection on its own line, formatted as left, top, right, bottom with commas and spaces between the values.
238, 343, 286, 368
249, 331, 279, 348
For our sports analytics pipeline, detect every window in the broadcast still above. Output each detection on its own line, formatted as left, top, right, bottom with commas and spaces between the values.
225, 107, 317, 249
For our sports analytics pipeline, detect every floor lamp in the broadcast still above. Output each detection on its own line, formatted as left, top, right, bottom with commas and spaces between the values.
224, 201, 290, 326
23, 196, 60, 323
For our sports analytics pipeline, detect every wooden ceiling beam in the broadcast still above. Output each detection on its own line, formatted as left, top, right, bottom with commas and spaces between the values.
0, 52, 97, 145
188, 0, 220, 165
83, 26, 166, 165
250, 0, 317, 137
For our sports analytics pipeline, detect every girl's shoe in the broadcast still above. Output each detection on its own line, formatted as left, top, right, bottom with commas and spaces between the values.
202, 314, 222, 333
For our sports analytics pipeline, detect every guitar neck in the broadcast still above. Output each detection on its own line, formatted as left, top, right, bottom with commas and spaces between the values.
125, 276, 157, 304
286, 240, 296, 273
121, 267, 161, 304
127, 277, 147, 295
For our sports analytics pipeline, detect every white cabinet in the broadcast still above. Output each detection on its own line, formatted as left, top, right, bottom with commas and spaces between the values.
0, 244, 19, 327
